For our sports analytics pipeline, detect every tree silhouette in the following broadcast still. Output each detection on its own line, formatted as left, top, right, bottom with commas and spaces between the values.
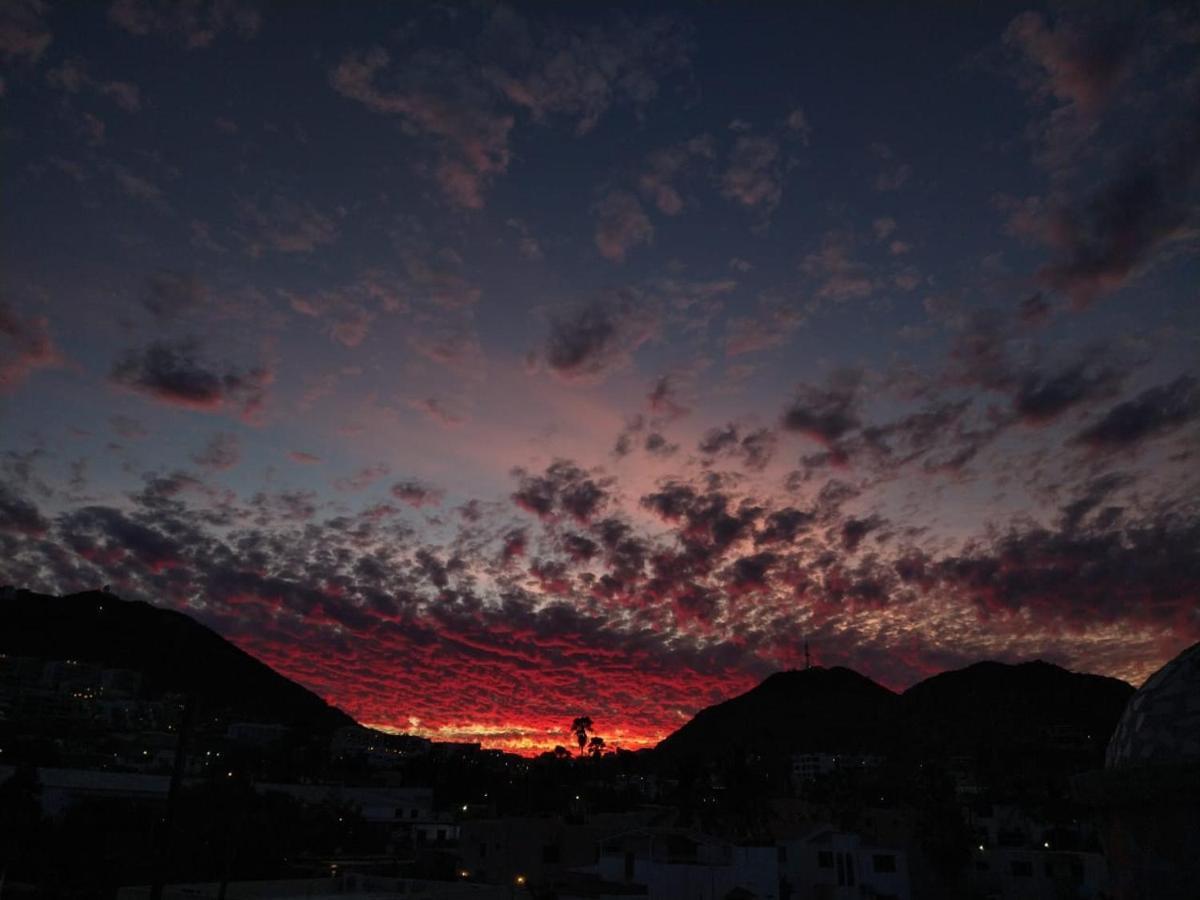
570, 716, 593, 756
587, 736, 606, 758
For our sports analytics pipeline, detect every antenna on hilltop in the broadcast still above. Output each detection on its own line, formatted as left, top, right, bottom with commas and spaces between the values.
804, 640, 811, 670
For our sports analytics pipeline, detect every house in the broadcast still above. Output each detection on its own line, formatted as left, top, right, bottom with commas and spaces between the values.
592, 829, 779, 900
791, 753, 883, 786
778, 828, 909, 900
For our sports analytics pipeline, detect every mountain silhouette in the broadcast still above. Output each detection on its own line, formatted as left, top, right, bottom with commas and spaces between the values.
655, 660, 1134, 762
0, 588, 354, 732
897, 659, 1134, 759
655, 666, 898, 759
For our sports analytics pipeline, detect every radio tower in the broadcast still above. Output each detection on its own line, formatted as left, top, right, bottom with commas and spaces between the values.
804, 640, 811, 670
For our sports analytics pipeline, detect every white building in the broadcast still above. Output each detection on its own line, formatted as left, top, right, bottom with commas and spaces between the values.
790, 752, 883, 785
778, 828, 909, 900
591, 830, 779, 900
967, 845, 1109, 899
331, 725, 433, 767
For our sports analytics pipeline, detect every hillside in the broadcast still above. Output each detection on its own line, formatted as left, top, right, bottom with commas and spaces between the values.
898, 659, 1134, 759
655, 660, 1134, 764
0, 588, 354, 732
655, 666, 899, 760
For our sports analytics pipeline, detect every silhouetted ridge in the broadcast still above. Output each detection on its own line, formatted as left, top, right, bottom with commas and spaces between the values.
655, 659, 1134, 763
0, 588, 354, 731
655, 666, 898, 759
898, 658, 1134, 758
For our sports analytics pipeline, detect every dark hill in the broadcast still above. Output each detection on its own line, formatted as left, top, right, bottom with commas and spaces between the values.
654, 666, 899, 760
898, 659, 1134, 759
0, 588, 354, 732
655, 660, 1134, 764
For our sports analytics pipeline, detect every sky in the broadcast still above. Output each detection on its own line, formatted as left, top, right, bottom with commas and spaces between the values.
1, 1, 1198, 754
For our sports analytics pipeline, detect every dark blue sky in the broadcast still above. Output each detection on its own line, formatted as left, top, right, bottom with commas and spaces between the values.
1, 1, 1197, 751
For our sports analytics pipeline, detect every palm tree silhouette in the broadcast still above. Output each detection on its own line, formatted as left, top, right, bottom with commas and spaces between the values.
570, 716, 593, 756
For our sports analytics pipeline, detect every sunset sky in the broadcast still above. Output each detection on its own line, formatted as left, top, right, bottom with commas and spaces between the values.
1, 1, 1198, 753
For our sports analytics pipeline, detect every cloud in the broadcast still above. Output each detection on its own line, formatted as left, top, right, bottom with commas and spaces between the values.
944, 310, 1017, 392
840, 515, 883, 553
142, 271, 207, 320
484, 11, 692, 135
593, 191, 653, 263
802, 232, 875, 301
541, 292, 659, 384
936, 509, 1200, 635
0, 0, 51, 65
1036, 118, 1200, 307
781, 369, 864, 446
0, 482, 48, 535
1071, 375, 1199, 452
286, 270, 436, 348
108, 0, 261, 48
638, 135, 714, 215
192, 431, 240, 471
334, 463, 391, 492
236, 195, 338, 255
785, 108, 811, 144
1019, 292, 1052, 326
0, 301, 61, 391
111, 165, 167, 209
399, 248, 480, 311
647, 375, 690, 421
1004, 11, 1135, 120
1058, 472, 1132, 533
643, 432, 678, 458
721, 135, 783, 216
698, 424, 777, 471
391, 480, 445, 509
505, 218, 543, 260
872, 217, 897, 240
408, 396, 466, 428
330, 46, 513, 210
1011, 354, 1124, 424
513, 460, 611, 524
109, 337, 272, 419
331, 10, 690, 209
407, 319, 486, 378
1, 439, 1194, 752
640, 482, 759, 554
59, 504, 187, 573
110, 415, 148, 440
871, 143, 911, 192
46, 57, 141, 111
724, 302, 805, 357
756, 507, 814, 546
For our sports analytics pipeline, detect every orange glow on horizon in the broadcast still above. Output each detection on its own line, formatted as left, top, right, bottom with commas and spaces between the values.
363, 719, 668, 757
